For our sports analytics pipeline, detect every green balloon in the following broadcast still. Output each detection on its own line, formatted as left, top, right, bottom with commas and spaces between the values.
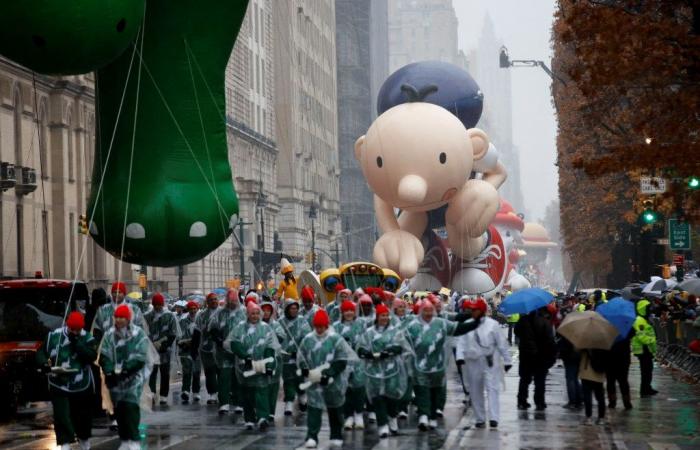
89, 0, 247, 266
0, 0, 145, 75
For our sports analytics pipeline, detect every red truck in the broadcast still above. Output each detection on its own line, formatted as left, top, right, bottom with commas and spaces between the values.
0, 278, 89, 418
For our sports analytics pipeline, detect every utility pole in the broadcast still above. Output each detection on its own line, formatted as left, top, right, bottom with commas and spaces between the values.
334, 239, 340, 267
238, 218, 253, 285
344, 217, 351, 262
309, 204, 318, 272
177, 265, 184, 298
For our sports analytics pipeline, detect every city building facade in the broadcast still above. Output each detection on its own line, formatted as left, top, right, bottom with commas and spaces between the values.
336, 0, 389, 261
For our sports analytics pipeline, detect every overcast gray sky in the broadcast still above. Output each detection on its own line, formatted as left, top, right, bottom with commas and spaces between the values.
453, 0, 558, 222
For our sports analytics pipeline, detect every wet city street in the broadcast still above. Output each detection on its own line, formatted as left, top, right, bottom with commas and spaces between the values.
2, 339, 699, 450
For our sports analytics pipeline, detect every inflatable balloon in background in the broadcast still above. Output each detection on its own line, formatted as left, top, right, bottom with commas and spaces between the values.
90, 0, 246, 266
492, 199, 531, 292
0, 0, 145, 75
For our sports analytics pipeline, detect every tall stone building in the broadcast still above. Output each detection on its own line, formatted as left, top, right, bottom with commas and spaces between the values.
272, 0, 341, 270
0, 60, 133, 289
160, 0, 280, 293
468, 17, 525, 214
388, 0, 469, 73
336, 0, 389, 261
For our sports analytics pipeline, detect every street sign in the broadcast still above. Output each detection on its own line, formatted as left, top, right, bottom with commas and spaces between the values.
669, 219, 691, 250
672, 254, 685, 266
640, 176, 667, 194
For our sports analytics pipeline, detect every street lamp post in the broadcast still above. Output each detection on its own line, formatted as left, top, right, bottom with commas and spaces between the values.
309, 204, 317, 272
257, 191, 267, 281
499, 46, 567, 85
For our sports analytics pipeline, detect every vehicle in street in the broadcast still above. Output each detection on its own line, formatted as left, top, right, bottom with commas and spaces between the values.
0, 278, 88, 418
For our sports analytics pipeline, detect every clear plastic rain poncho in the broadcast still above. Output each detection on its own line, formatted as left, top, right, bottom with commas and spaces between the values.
224, 319, 280, 388
209, 305, 246, 368
273, 302, 312, 381
143, 308, 180, 365
40, 327, 96, 392
333, 317, 366, 389
261, 300, 283, 381
93, 300, 147, 334
177, 312, 197, 358
357, 323, 412, 400
297, 329, 358, 410
404, 316, 458, 387
99, 324, 154, 405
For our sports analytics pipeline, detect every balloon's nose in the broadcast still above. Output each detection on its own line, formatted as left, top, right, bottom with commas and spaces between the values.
398, 175, 428, 205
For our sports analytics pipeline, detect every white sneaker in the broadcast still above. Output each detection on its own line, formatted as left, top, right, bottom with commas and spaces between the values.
244, 422, 254, 430
234, 405, 244, 414
78, 439, 91, 450
582, 417, 593, 426
129, 441, 142, 450
418, 415, 428, 431
193, 393, 201, 402
388, 416, 398, 434
207, 393, 218, 404
218, 404, 230, 415
329, 440, 343, 448
429, 419, 438, 429
398, 410, 408, 419
378, 424, 389, 438
284, 401, 294, 416
56, 445, 71, 450
368, 412, 377, 423
117, 441, 129, 450
435, 408, 443, 418
110, 419, 118, 431
344, 416, 354, 430
354, 413, 365, 429
159, 395, 168, 405
304, 438, 317, 448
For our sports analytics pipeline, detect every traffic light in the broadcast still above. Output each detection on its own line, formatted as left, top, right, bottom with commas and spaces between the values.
78, 214, 88, 234
688, 176, 699, 189
641, 199, 657, 224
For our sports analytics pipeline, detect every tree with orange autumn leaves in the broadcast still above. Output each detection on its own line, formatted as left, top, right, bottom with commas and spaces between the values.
553, 0, 700, 284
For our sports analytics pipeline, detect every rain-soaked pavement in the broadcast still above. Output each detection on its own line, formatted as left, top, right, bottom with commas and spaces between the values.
2, 334, 700, 449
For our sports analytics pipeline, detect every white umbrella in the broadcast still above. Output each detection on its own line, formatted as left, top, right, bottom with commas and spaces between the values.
557, 311, 618, 350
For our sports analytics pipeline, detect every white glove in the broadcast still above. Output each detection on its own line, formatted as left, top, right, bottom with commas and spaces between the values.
308, 368, 323, 384
252, 359, 267, 374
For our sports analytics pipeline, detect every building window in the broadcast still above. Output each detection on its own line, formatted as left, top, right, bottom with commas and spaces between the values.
254, 3, 259, 43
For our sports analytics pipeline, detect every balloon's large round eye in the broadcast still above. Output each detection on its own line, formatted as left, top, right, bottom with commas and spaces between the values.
439, 152, 447, 164
376, 156, 383, 168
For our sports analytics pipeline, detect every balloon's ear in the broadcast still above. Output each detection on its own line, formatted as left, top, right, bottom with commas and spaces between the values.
468, 128, 489, 161
354, 135, 366, 161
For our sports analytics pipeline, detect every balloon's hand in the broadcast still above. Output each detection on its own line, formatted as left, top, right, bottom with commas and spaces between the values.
373, 230, 424, 279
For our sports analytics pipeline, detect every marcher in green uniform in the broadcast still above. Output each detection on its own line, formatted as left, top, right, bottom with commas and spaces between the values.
405, 299, 480, 431
300, 285, 321, 328
274, 299, 312, 415
357, 304, 411, 439
632, 299, 658, 396
37, 312, 97, 450
100, 304, 150, 450
327, 285, 351, 324
209, 289, 246, 414
299, 310, 355, 448
357, 294, 375, 328
144, 293, 178, 405
225, 301, 279, 430
93, 281, 146, 340
261, 298, 282, 420
191, 293, 220, 404
333, 300, 366, 430
177, 301, 201, 404
391, 297, 414, 419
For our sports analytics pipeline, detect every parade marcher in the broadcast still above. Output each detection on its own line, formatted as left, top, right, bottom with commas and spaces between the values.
632, 299, 658, 396
261, 298, 282, 421
278, 258, 299, 300
177, 301, 201, 404
191, 293, 220, 404
404, 299, 481, 430
224, 301, 279, 431
209, 289, 246, 414
300, 285, 321, 327
357, 304, 410, 438
327, 285, 350, 324
606, 329, 633, 410
558, 334, 583, 410
93, 282, 146, 341
333, 300, 366, 430
100, 305, 150, 450
144, 293, 178, 405
357, 294, 375, 327
298, 310, 355, 448
390, 297, 411, 328
455, 298, 512, 428
391, 297, 414, 419
37, 312, 97, 450
579, 348, 609, 425
515, 308, 557, 410
274, 299, 312, 415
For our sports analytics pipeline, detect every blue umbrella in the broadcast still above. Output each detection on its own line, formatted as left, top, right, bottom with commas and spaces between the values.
211, 287, 228, 297
595, 298, 635, 339
499, 288, 553, 315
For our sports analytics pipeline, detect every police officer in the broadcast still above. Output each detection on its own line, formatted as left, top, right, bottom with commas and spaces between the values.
632, 299, 658, 396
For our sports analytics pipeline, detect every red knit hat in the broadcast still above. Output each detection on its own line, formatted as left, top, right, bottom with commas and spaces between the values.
66, 311, 85, 330
359, 294, 373, 304
340, 300, 356, 313
375, 304, 390, 316
463, 297, 487, 313
114, 304, 132, 320
206, 292, 218, 302
151, 293, 165, 306
412, 300, 423, 315
334, 283, 346, 293
301, 285, 315, 302
186, 301, 199, 310
312, 309, 330, 328
111, 281, 127, 295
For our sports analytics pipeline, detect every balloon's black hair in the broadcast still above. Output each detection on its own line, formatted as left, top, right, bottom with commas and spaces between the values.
400, 83, 439, 102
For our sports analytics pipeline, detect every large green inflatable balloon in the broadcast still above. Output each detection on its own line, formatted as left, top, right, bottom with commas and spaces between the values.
0, 0, 145, 75
89, 0, 246, 267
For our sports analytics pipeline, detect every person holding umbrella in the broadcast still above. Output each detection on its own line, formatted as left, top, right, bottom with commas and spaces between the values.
596, 298, 636, 409
632, 299, 658, 396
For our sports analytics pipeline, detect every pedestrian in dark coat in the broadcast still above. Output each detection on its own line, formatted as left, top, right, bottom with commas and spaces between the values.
515, 309, 556, 410
606, 331, 633, 409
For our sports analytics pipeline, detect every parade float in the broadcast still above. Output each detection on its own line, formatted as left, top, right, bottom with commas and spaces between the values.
356, 60, 513, 298
492, 199, 531, 291
0, 0, 249, 267
520, 222, 558, 287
